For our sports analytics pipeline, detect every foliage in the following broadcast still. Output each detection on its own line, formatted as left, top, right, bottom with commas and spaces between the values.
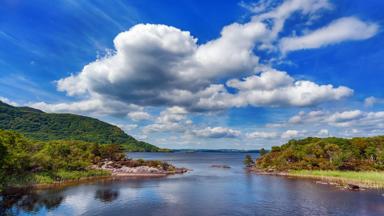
259, 148, 267, 156
243, 155, 254, 167
255, 136, 384, 171
0, 101, 161, 152
0, 130, 124, 189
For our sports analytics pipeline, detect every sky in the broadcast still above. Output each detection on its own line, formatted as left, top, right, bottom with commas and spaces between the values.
1, 0, 384, 149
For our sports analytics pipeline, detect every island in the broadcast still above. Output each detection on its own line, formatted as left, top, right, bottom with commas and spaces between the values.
247, 136, 384, 189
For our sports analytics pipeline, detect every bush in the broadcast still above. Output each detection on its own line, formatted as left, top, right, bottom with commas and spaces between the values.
244, 155, 254, 167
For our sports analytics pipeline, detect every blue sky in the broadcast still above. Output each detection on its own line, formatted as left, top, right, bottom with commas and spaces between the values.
1, 0, 384, 149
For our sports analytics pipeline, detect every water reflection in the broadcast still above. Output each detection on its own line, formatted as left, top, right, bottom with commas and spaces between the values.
1, 152, 384, 216
0, 188, 64, 215
95, 189, 119, 203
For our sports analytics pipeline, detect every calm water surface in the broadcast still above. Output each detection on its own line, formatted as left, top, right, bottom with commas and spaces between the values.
2, 152, 384, 216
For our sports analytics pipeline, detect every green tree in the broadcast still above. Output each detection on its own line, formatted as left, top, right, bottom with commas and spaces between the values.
254, 135, 384, 171
243, 155, 254, 167
259, 148, 267, 156
0, 139, 7, 186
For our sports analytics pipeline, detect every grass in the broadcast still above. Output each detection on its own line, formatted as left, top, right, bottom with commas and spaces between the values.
1, 169, 111, 189
288, 170, 384, 188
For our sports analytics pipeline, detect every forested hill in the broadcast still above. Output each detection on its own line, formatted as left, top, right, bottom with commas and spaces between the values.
0, 101, 161, 152
255, 136, 384, 171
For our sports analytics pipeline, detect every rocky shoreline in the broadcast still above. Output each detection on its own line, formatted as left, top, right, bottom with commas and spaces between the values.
93, 159, 189, 176
3, 159, 189, 192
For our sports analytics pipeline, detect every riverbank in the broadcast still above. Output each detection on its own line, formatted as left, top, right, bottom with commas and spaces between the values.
1, 160, 189, 192
250, 168, 384, 189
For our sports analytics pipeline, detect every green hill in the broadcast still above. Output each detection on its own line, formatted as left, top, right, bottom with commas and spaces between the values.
0, 101, 162, 152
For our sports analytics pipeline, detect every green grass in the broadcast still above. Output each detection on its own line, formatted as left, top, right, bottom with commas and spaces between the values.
289, 170, 384, 188
54, 169, 111, 181
2, 169, 111, 188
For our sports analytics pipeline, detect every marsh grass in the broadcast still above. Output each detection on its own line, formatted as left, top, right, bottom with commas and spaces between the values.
2, 170, 111, 189
289, 170, 384, 188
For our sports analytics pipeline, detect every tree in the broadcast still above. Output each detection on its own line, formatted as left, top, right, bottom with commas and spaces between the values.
243, 155, 254, 167
0, 140, 7, 187
259, 148, 267, 156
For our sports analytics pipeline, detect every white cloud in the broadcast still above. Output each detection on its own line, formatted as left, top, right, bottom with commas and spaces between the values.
56, 22, 265, 110
194, 69, 352, 111
50, 0, 354, 114
287, 109, 384, 128
231, 73, 353, 107
246, 131, 278, 139
280, 17, 379, 53
127, 111, 151, 121
31, 98, 140, 116
281, 129, 301, 139
227, 69, 294, 91
143, 106, 189, 133
192, 127, 241, 138
327, 110, 363, 123
318, 129, 329, 137
364, 96, 384, 107
116, 124, 138, 132
364, 96, 377, 107
0, 96, 19, 106
254, 0, 333, 49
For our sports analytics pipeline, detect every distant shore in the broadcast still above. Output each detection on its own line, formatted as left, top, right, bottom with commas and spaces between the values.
250, 168, 384, 189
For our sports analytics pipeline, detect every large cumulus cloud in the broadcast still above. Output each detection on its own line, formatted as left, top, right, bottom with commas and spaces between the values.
31, 0, 379, 145
56, 19, 352, 112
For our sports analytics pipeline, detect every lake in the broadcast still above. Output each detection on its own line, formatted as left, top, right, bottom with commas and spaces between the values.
2, 152, 384, 216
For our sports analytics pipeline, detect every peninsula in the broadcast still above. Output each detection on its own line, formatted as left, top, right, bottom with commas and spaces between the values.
249, 136, 384, 189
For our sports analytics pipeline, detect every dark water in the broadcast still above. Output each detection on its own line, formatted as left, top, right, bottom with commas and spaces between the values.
2, 152, 384, 216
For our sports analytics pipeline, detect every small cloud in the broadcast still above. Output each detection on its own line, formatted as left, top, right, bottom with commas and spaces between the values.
193, 127, 241, 139
318, 129, 329, 137
364, 96, 377, 107
119, 124, 138, 132
0, 96, 19, 106
281, 130, 301, 139
246, 131, 278, 139
127, 111, 151, 121
280, 17, 379, 54
364, 96, 384, 107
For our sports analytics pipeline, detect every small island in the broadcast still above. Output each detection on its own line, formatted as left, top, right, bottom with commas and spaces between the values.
0, 130, 186, 192
247, 136, 384, 189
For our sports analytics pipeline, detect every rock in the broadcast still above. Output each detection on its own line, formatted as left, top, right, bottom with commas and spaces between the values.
211, 164, 231, 169
93, 159, 188, 176
347, 184, 360, 191
315, 181, 328, 185
174, 168, 189, 173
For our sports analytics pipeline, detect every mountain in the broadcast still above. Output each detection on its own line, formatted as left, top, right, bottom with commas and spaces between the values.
0, 101, 162, 152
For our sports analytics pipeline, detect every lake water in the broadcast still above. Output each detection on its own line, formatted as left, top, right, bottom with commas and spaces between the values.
2, 152, 384, 216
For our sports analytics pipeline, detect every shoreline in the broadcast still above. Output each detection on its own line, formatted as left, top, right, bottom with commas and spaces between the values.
3, 171, 184, 193
1, 158, 189, 193
249, 168, 384, 190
